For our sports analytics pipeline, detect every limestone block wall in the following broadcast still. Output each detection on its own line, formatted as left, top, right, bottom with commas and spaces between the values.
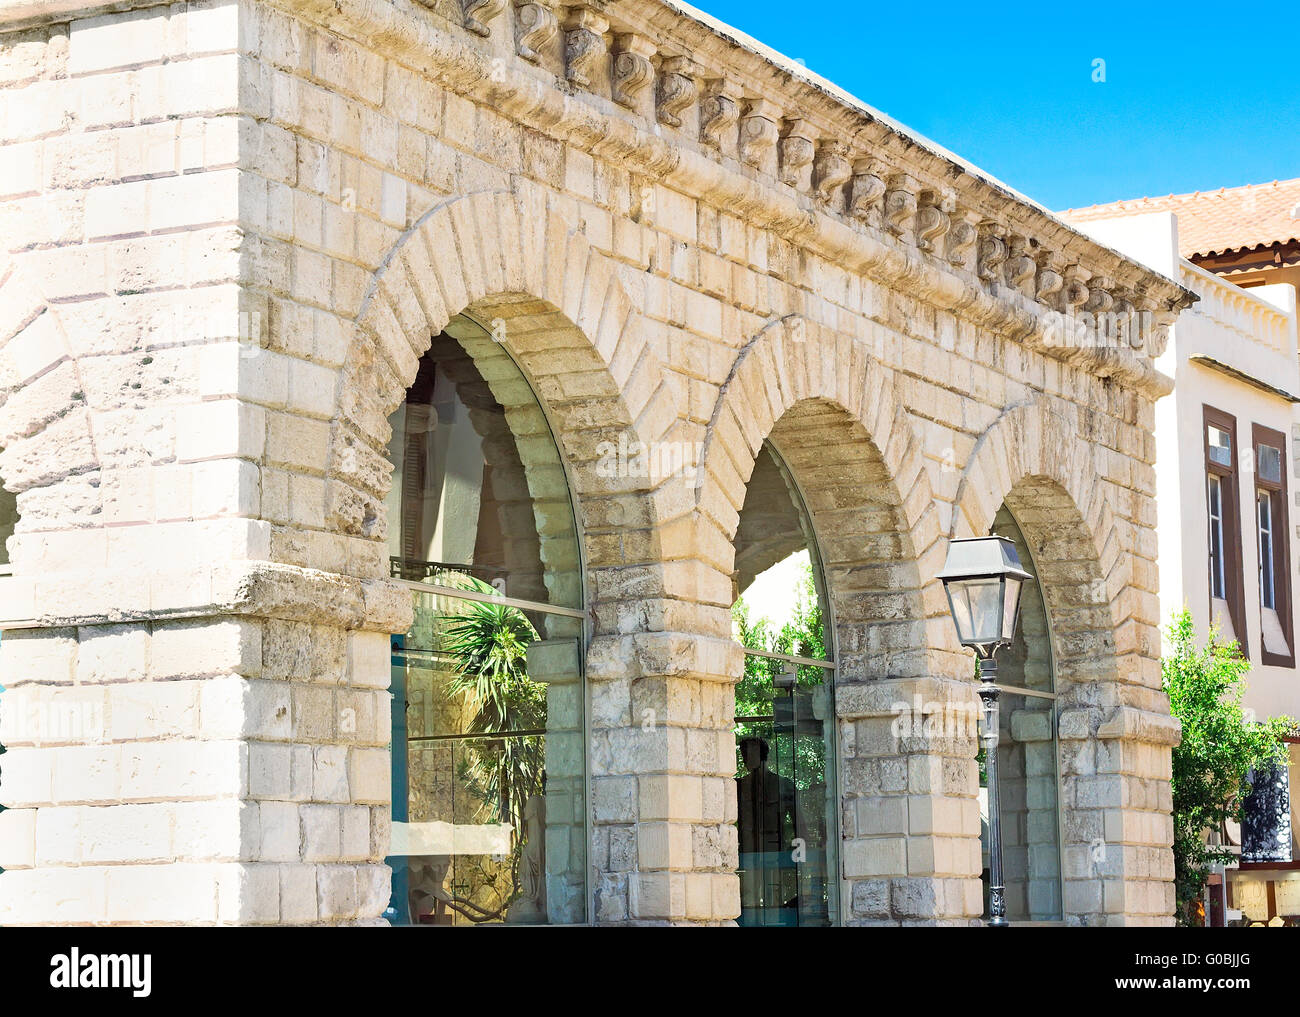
0, 0, 1187, 925
0, 1, 407, 924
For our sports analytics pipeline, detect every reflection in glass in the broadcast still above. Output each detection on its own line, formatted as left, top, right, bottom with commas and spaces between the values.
0, 478, 15, 571
732, 443, 838, 927
384, 318, 581, 608
386, 316, 585, 925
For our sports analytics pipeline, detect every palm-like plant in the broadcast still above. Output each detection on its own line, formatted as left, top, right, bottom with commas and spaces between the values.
441, 580, 546, 833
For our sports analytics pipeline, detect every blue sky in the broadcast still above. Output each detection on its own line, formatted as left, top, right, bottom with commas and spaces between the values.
689, 0, 1300, 211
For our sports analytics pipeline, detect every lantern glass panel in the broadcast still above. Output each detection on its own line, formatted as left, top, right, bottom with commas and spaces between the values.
948, 577, 1005, 646
1001, 577, 1025, 644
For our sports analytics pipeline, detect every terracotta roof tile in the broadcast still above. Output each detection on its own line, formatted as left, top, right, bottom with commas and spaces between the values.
1059, 177, 1300, 258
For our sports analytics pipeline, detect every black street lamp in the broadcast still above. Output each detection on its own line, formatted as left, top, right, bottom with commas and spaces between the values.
937, 535, 1031, 928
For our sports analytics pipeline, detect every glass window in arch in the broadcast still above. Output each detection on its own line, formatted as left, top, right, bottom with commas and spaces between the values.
384, 315, 586, 925
731, 442, 839, 927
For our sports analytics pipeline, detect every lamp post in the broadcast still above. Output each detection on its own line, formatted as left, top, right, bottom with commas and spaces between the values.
936, 535, 1031, 928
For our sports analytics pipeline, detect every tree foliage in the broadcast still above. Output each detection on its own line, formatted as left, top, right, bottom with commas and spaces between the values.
733, 555, 828, 790
1162, 608, 1293, 925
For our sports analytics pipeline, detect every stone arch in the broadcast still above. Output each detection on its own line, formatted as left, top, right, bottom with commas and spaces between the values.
325, 185, 679, 623
714, 317, 947, 926
951, 398, 1122, 691
0, 257, 100, 580
954, 398, 1155, 925
699, 314, 940, 681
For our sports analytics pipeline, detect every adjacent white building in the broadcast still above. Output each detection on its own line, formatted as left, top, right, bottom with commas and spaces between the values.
1066, 193, 1300, 924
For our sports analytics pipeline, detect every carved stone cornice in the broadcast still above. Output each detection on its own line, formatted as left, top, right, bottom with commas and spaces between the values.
112, 0, 1195, 397
612, 33, 655, 109
515, 0, 558, 62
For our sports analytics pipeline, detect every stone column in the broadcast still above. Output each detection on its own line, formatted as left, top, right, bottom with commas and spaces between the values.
1058, 703, 1180, 925
587, 628, 742, 924
837, 675, 983, 925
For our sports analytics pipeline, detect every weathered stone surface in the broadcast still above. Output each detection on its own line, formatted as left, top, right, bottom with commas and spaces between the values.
0, 0, 1183, 926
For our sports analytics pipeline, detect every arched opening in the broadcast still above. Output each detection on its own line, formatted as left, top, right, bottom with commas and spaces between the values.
981, 504, 1064, 923
953, 404, 1135, 925
732, 441, 839, 927
383, 313, 587, 926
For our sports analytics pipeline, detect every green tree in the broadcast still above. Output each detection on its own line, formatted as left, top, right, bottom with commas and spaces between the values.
733, 556, 828, 790
1162, 608, 1293, 925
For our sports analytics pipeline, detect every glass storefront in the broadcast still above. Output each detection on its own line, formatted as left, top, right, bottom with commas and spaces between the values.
732, 443, 839, 926
384, 316, 586, 925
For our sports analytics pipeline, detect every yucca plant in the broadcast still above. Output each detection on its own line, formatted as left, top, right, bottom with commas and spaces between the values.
442, 579, 546, 833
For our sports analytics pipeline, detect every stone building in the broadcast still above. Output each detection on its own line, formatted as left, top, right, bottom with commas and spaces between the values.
0, 0, 1193, 925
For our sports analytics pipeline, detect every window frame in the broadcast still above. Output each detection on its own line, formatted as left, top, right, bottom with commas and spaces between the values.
1252, 422, 1293, 668
1209, 474, 1227, 600
1203, 405, 1248, 658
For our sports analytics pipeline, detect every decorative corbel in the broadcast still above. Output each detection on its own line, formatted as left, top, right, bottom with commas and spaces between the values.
849, 159, 886, 226
612, 34, 655, 109
463, 0, 507, 37
515, 1, 558, 62
813, 140, 852, 205
915, 191, 953, 252
946, 210, 977, 269
564, 6, 609, 89
1150, 308, 1177, 358
1083, 276, 1114, 315
699, 79, 739, 151
977, 226, 1007, 283
1114, 296, 1138, 349
1005, 235, 1037, 292
1064, 265, 1091, 310
739, 98, 780, 171
883, 174, 919, 238
1035, 252, 1065, 306
779, 119, 815, 189
656, 56, 696, 129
